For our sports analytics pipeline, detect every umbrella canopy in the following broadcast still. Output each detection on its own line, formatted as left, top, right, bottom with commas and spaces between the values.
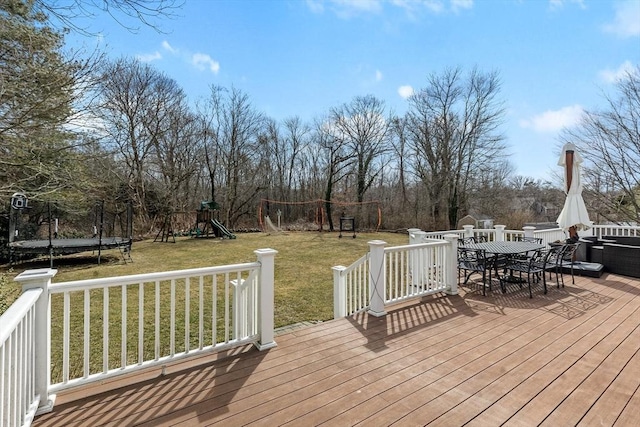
556, 143, 591, 236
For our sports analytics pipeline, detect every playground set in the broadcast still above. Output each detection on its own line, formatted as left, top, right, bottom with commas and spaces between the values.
154, 200, 236, 242
7, 193, 133, 267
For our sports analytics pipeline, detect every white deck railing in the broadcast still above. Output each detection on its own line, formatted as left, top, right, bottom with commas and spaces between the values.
332, 253, 370, 318
333, 236, 458, 318
332, 223, 640, 318
0, 288, 43, 427
384, 241, 451, 303
590, 224, 639, 237
0, 248, 277, 426
425, 224, 568, 246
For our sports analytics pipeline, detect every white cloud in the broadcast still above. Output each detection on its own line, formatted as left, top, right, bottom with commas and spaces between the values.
549, 0, 585, 10
192, 53, 220, 73
162, 40, 177, 54
375, 70, 383, 82
308, 0, 472, 16
603, 0, 640, 38
398, 85, 414, 99
452, 0, 473, 13
599, 60, 637, 83
331, 0, 383, 18
136, 51, 162, 62
306, 0, 324, 13
519, 105, 584, 133
418, 0, 444, 14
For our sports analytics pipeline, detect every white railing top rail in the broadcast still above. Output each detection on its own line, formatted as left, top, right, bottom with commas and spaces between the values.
340, 253, 369, 275
0, 288, 42, 345
422, 230, 465, 239
384, 241, 448, 252
50, 262, 261, 292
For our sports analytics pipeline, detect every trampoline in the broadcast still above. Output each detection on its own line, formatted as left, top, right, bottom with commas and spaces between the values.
9, 236, 132, 267
9, 237, 131, 255
7, 195, 133, 267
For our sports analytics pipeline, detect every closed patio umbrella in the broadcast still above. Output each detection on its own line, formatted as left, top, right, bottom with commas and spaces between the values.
556, 142, 591, 239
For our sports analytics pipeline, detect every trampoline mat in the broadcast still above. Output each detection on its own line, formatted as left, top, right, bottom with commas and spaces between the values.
9, 238, 130, 255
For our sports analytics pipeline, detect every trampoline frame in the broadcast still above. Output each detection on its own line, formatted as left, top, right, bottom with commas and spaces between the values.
8, 199, 133, 267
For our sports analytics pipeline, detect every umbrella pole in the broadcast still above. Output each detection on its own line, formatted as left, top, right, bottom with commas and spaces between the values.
565, 149, 578, 241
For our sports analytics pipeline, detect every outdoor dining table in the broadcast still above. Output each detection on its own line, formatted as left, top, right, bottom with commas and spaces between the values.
460, 241, 546, 291
461, 241, 545, 255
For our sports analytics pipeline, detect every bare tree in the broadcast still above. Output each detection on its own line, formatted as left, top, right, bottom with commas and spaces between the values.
405, 67, 506, 229
562, 67, 640, 224
34, 0, 182, 34
147, 96, 203, 214
389, 116, 412, 213
312, 117, 354, 231
201, 87, 265, 228
92, 57, 185, 223
330, 95, 391, 204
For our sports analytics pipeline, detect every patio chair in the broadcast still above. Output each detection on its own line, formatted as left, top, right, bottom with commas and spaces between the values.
500, 248, 557, 298
457, 247, 491, 295
560, 242, 581, 284
511, 236, 544, 261
544, 245, 564, 289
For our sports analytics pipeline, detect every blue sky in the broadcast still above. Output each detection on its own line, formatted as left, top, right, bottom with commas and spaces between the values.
68, 0, 640, 183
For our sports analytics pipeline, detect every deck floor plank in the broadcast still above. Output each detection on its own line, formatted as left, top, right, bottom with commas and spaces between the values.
32, 273, 640, 427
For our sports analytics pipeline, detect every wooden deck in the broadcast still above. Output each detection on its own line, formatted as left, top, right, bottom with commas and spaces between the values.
34, 272, 640, 426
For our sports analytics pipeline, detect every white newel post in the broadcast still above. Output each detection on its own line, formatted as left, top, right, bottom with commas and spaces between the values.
523, 226, 535, 240
332, 265, 347, 319
463, 225, 475, 238
14, 268, 57, 415
407, 228, 422, 245
368, 240, 387, 317
444, 234, 459, 295
494, 225, 506, 242
255, 248, 278, 350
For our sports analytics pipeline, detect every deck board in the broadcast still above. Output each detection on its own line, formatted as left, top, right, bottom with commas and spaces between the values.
33, 272, 640, 426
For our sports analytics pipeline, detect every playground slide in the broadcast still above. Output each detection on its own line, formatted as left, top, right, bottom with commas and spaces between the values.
211, 219, 236, 239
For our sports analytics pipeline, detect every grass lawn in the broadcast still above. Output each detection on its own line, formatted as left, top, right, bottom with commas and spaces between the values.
2, 231, 409, 327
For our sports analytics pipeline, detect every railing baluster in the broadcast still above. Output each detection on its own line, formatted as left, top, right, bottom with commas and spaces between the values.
154, 281, 160, 361
10, 334, 15, 426
1, 332, 5, 424
138, 282, 144, 365
29, 306, 35, 414
199, 276, 204, 350
185, 277, 190, 353
235, 271, 242, 339
212, 274, 217, 346
63, 292, 69, 383
17, 319, 24, 427
224, 273, 230, 343
121, 284, 127, 368
83, 289, 90, 378
170, 279, 175, 357
103, 287, 109, 373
